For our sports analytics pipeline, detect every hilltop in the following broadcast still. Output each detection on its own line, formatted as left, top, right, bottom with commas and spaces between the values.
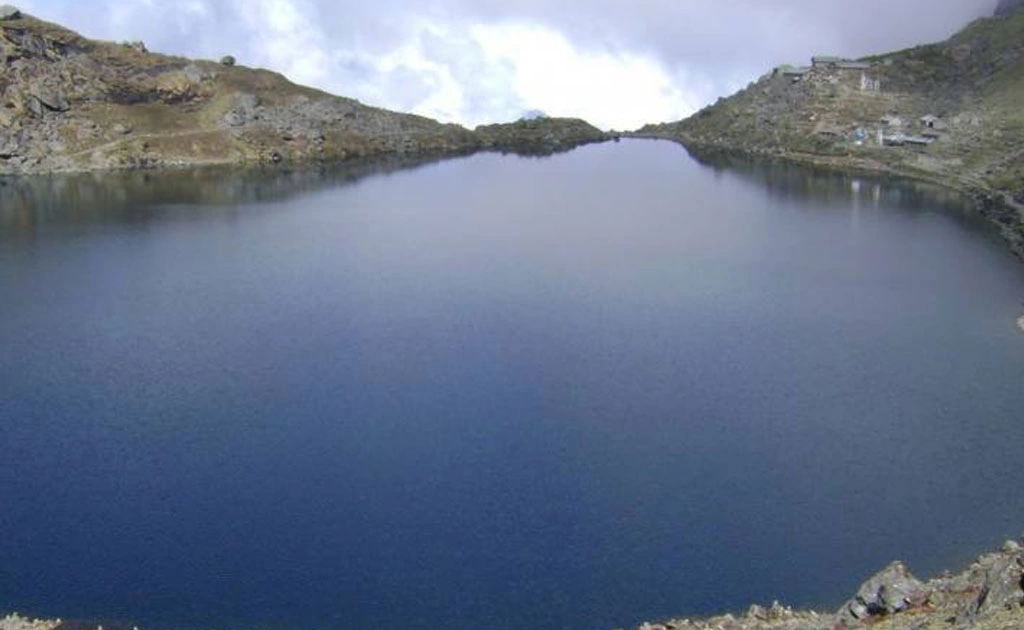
638, 5, 1024, 256
0, 6, 606, 174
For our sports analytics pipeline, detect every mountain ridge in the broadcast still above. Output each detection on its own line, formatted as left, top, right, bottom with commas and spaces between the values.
0, 7, 607, 175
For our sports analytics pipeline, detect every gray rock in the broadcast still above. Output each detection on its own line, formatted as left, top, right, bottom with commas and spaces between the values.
11, 32, 50, 57
745, 605, 768, 621
222, 111, 246, 128
222, 93, 261, 129
220, 55, 236, 66
0, 131, 17, 158
26, 96, 43, 118
0, 5, 21, 20
112, 123, 132, 135
31, 87, 69, 112
182, 64, 212, 84
838, 561, 928, 623
971, 551, 1024, 617
236, 93, 260, 110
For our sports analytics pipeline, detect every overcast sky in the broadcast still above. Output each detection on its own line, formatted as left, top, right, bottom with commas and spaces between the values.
18, 0, 998, 130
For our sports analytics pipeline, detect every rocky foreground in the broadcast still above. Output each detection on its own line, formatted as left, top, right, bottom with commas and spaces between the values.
0, 6, 606, 175
633, 539, 1024, 630
637, 4, 1024, 259
2, 538, 1022, 630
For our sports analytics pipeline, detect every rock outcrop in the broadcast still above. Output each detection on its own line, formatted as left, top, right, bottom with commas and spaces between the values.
0, 615, 60, 630
636, 538, 1024, 630
837, 562, 928, 624
0, 9, 606, 175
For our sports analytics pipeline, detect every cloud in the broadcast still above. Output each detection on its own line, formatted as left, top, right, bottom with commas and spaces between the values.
468, 22, 700, 129
18, 0, 999, 130
230, 0, 331, 86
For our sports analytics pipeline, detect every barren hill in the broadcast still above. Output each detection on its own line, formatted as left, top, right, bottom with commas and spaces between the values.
0, 7, 606, 174
638, 5, 1024, 255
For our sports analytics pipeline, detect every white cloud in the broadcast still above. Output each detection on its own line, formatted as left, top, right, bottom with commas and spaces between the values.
232, 0, 330, 86
469, 22, 702, 129
310, 19, 705, 130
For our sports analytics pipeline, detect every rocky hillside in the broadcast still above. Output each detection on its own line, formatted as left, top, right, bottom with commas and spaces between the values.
637, 4, 1024, 254
0, 6, 606, 174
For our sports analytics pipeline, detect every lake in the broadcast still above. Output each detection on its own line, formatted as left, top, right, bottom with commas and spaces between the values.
2, 139, 1024, 630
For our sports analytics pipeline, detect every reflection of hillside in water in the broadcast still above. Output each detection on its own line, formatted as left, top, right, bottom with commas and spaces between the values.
686, 146, 973, 214
0, 154, 447, 240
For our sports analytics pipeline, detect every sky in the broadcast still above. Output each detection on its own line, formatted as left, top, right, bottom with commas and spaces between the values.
17, 0, 999, 130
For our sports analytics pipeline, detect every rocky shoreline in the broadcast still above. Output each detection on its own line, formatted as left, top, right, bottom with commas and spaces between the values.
632, 539, 1024, 630
2, 538, 1022, 630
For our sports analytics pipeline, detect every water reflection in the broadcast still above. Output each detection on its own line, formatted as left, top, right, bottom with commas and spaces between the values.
0, 154, 448, 241
685, 145, 972, 212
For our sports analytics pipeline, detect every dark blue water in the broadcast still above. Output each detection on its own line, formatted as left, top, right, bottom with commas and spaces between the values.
2, 140, 1024, 630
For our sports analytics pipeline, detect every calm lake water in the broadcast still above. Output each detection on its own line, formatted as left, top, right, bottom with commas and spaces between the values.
2, 140, 1024, 630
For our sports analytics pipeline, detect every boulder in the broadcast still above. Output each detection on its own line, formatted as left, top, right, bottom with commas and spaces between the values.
0, 5, 20, 20
183, 64, 208, 84
155, 72, 195, 101
8, 31, 51, 58
220, 55, 236, 66
0, 130, 17, 158
838, 561, 929, 623
221, 93, 261, 129
970, 548, 1024, 617
744, 601, 793, 622
31, 87, 69, 112
26, 96, 43, 118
